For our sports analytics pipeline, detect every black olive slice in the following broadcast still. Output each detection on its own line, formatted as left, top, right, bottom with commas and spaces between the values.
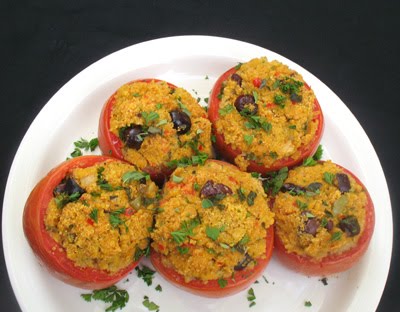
169, 109, 191, 135
121, 125, 145, 150
231, 73, 243, 86
200, 180, 233, 198
339, 216, 360, 237
53, 176, 85, 197
234, 95, 258, 115
336, 173, 351, 193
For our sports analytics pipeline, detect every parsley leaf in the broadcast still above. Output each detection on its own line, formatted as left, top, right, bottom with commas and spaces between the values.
206, 226, 225, 241
218, 278, 228, 288
122, 171, 150, 184
171, 218, 200, 244
81, 286, 129, 312
219, 104, 234, 116
89, 208, 98, 223
136, 265, 156, 286
142, 296, 159, 311
323, 172, 335, 184
313, 145, 324, 160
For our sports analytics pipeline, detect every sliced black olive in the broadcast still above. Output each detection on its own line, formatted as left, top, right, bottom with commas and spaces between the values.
304, 218, 319, 236
234, 94, 258, 115
53, 176, 85, 197
281, 183, 306, 195
231, 73, 243, 86
290, 93, 302, 103
234, 253, 254, 271
339, 216, 360, 237
200, 180, 233, 198
169, 109, 191, 135
121, 125, 145, 150
336, 173, 351, 193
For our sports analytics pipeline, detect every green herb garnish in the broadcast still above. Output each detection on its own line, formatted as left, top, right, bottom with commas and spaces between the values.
219, 104, 235, 116
323, 172, 335, 185
142, 296, 159, 311
81, 286, 129, 312
171, 218, 200, 244
122, 171, 150, 184
89, 208, 98, 223
136, 265, 156, 286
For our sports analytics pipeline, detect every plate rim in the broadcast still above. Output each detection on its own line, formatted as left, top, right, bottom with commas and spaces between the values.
2, 35, 393, 312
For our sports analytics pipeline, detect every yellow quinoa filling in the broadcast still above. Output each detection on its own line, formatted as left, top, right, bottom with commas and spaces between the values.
215, 57, 320, 171
151, 161, 274, 282
273, 161, 367, 260
109, 80, 212, 169
45, 160, 158, 273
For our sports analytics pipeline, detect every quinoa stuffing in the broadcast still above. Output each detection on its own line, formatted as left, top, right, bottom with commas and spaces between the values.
273, 161, 368, 260
214, 57, 321, 171
45, 159, 158, 273
109, 80, 212, 170
151, 160, 274, 282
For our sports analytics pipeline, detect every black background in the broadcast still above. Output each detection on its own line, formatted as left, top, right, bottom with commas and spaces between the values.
1, 0, 399, 311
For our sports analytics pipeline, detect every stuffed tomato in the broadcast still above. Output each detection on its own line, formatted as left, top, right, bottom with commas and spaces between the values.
98, 79, 213, 185
272, 160, 374, 276
208, 57, 324, 174
150, 160, 275, 297
23, 155, 158, 289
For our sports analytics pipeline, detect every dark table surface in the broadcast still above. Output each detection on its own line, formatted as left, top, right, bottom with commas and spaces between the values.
1, 0, 399, 311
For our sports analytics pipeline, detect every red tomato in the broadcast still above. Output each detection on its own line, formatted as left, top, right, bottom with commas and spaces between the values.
150, 226, 274, 298
23, 155, 141, 289
208, 67, 324, 174
98, 79, 177, 185
274, 163, 375, 276
252, 77, 262, 88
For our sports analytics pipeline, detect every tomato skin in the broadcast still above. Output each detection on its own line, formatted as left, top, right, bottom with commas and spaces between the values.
274, 163, 375, 276
98, 79, 177, 185
150, 226, 274, 298
208, 67, 324, 174
23, 155, 141, 289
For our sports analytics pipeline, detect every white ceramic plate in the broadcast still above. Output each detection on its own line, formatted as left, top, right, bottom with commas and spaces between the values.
2, 36, 392, 312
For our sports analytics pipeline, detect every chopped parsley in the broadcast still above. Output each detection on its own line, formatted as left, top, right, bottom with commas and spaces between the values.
142, 111, 160, 125
244, 134, 254, 145
155, 284, 162, 292
54, 192, 81, 209
81, 286, 129, 312
304, 301, 312, 307
89, 208, 98, 223
218, 278, 228, 288
142, 296, 159, 312
135, 265, 156, 286
247, 287, 256, 307
205, 225, 225, 241
171, 217, 200, 244
134, 245, 150, 261
273, 94, 286, 107
246, 191, 257, 206
235, 62, 243, 70
177, 246, 189, 255
263, 167, 288, 195
202, 198, 214, 208
313, 145, 324, 160
122, 171, 150, 184
296, 200, 308, 210
323, 172, 335, 184
330, 231, 342, 241
219, 104, 235, 116
73, 137, 99, 152
303, 157, 317, 167
108, 208, 126, 229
